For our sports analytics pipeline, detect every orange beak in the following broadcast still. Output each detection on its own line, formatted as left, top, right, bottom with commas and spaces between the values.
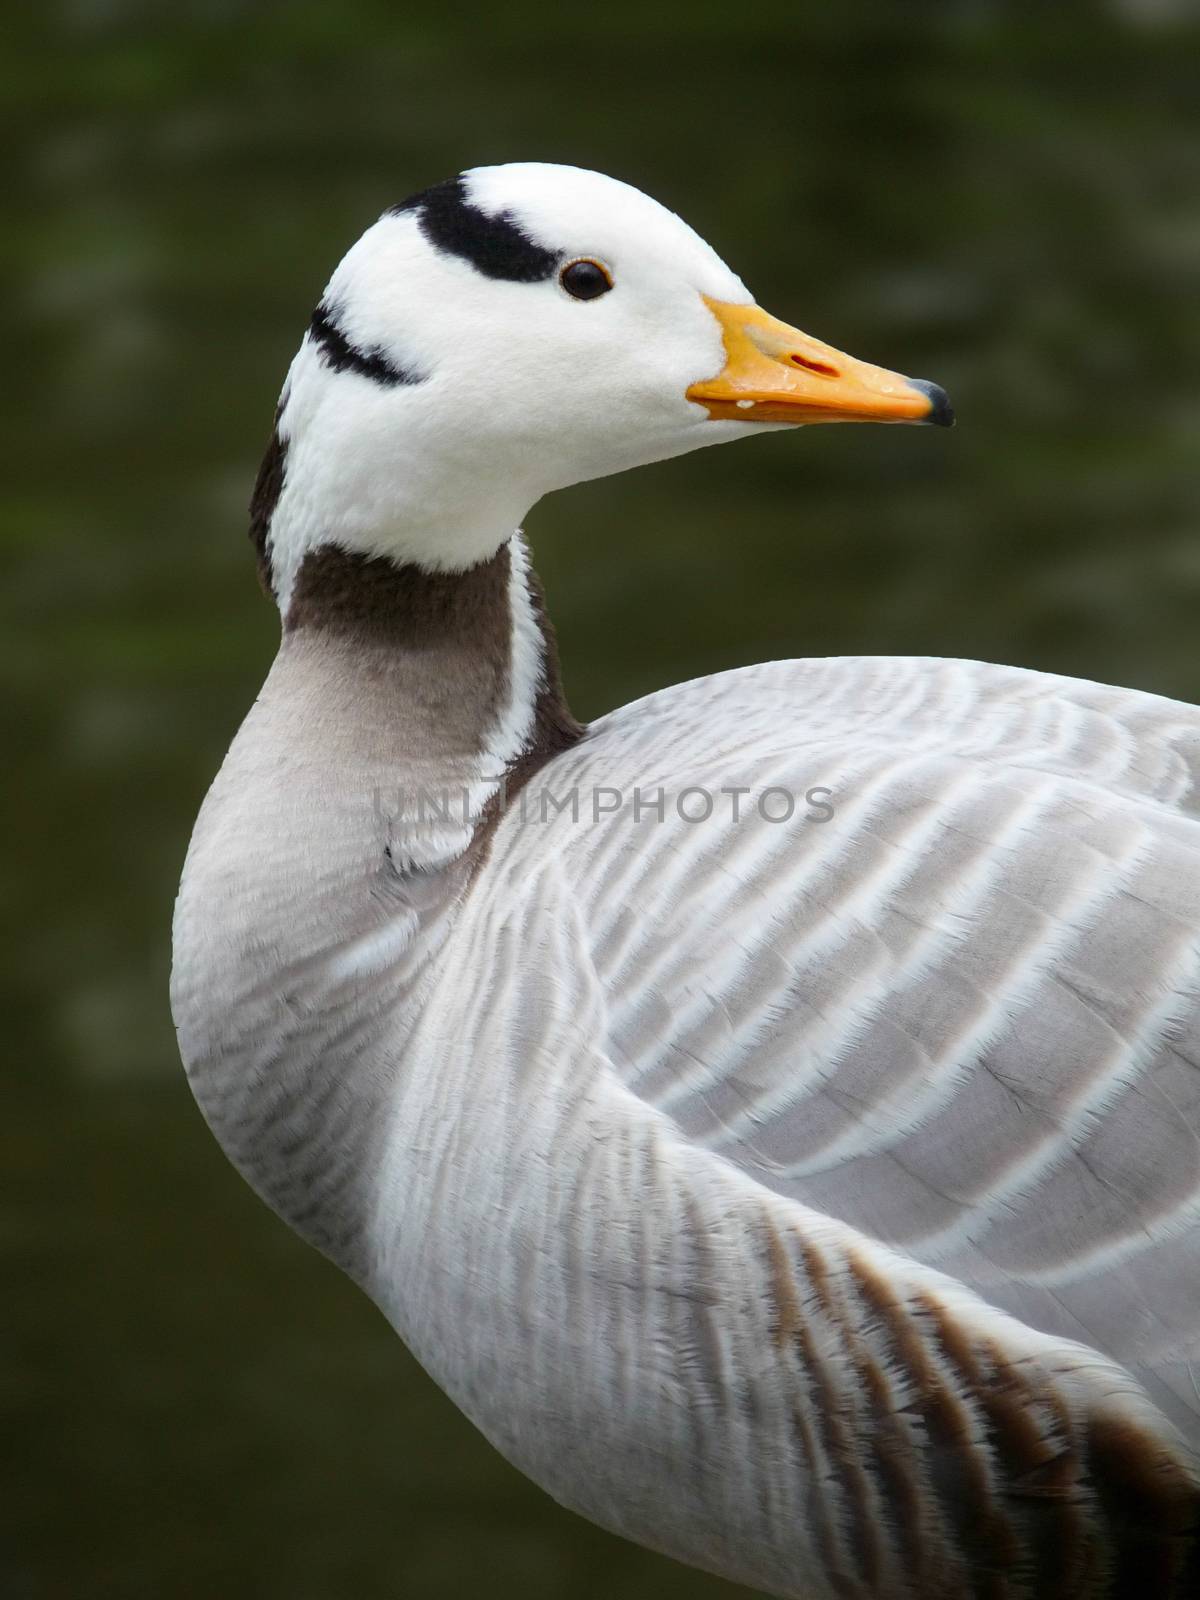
686, 297, 953, 428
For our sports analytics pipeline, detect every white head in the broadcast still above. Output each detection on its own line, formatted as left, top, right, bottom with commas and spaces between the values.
255, 163, 950, 610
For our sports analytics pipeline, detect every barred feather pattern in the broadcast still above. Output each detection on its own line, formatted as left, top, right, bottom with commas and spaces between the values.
178, 645, 1200, 1599
369, 656, 1200, 1597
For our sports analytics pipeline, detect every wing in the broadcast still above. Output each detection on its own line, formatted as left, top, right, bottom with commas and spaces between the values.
493, 654, 1200, 1441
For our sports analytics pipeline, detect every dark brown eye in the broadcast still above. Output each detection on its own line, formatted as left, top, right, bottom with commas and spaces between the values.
560, 258, 613, 300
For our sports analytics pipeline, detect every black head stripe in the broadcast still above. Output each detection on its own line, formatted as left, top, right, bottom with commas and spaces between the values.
309, 300, 426, 387
249, 399, 287, 598
391, 175, 559, 283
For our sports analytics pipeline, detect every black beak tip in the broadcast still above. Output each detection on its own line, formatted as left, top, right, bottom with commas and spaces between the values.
908, 378, 955, 429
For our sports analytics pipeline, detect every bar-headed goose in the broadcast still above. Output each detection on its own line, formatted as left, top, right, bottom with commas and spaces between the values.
172, 163, 1200, 1598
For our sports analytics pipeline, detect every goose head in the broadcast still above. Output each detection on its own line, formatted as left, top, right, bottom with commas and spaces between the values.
257, 162, 952, 609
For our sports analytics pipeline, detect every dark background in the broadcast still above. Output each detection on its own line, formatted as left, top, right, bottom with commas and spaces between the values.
6, 3, 1200, 1596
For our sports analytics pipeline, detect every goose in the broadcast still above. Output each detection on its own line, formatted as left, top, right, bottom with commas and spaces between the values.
171, 162, 1200, 1598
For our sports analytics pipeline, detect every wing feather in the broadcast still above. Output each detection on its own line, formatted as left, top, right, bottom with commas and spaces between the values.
493, 655, 1200, 1441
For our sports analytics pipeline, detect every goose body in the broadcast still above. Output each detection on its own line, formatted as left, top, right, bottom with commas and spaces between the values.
172, 165, 1200, 1597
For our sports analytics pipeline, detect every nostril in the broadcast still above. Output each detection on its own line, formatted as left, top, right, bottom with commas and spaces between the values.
788, 352, 838, 378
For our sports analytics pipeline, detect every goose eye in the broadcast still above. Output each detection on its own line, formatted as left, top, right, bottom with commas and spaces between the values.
560, 258, 613, 300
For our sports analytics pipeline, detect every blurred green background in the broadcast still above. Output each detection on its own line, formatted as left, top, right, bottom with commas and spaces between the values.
6, 2, 1200, 1596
